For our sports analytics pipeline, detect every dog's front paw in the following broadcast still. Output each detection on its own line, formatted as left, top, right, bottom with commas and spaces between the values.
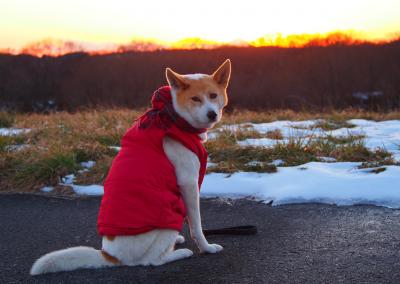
200, 243, 223, 254
176, 235, 185, 244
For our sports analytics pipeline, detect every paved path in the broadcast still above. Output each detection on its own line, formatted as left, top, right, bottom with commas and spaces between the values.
1, 194, 400, 283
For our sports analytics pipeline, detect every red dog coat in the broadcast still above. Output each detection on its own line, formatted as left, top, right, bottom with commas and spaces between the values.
97, 86, 208, 236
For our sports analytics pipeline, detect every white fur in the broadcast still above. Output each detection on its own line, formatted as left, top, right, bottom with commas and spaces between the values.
163, 137, 223, 253
30, 68, 228, 275
184, 73, 207, 80
30, 247, 113, 275
31, 231, 193, 275
101, 230, 192, 266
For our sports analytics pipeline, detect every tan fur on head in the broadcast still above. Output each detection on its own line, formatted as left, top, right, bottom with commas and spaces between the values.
165, 59, 231, 129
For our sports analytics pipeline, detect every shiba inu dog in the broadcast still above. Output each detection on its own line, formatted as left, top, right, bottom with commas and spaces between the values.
30, 59, 231, 275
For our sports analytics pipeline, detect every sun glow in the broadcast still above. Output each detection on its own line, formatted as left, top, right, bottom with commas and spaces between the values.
1, 0, 399, 55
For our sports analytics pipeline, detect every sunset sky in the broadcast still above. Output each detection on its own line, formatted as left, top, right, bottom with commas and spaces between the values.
1, 0, 400, 50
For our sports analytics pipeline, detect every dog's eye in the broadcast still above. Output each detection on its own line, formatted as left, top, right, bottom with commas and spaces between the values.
191, 96, 202, 102
209, 93, 217, 99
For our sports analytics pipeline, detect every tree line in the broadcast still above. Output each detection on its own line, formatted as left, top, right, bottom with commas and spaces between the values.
1, 41, 399, 112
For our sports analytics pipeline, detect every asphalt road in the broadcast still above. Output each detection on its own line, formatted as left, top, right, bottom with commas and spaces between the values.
1, 194, 400, 284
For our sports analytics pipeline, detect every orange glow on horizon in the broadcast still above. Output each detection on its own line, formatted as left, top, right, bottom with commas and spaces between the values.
2, 0, 400, 56
1, 31, 399, 57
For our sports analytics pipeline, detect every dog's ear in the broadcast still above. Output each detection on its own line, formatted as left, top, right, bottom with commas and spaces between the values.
166, 68, 189, 90
212, 59, 231, 89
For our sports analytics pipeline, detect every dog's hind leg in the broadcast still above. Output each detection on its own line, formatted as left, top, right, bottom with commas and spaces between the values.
152, 249, 193, 266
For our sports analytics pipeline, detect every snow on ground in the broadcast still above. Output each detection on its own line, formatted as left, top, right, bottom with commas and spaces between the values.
225, 120, 322, 138
79, 161, 96, 173
317, 156, 337, 162
202, 162, 400, 208
39, 161, 104, 195
58, 171, 103, 195
0, 128, 31, 136
0, 128, 31, 152
234, 119, 400, 161
51, 161, 400, 208
58, 172, 104, 195
0, 128, 30, 136
40, 186, 54, 193
203, 119, 400, 208
72, 184, 104, 196
40, 120, 400, 208
332, 120, 400, 157
61, 174, 75, 185
4, 144, 29, 152
80, 161, 96, 169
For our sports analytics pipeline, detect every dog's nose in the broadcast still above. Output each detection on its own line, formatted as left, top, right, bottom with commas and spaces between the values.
207, 111, 217, 122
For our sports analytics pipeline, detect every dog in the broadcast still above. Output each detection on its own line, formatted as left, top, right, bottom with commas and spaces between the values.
30, 59, 231, 275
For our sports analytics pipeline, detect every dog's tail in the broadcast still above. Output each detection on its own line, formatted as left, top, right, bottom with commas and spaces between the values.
30, 246, 120, 275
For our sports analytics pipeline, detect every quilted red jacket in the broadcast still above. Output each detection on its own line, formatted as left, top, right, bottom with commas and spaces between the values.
97, 86, 208, 236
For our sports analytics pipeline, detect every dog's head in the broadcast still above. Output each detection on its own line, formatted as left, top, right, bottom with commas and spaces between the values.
166, 59, 231, 130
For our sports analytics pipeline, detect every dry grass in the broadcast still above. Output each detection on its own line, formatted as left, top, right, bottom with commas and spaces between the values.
0, 112, 15, 128
0, 108, 399, 193
265, 129, 283, 140
1, 109, 141, 192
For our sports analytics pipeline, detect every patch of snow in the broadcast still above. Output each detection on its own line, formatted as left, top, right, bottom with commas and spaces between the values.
346, 120, 400, 153
56, 162, 103, 195
238, 137, 312, 147
40, 186, 54, 193
249, 120, 322, 137
0, 128, 30, 136
206, 132, 218, 140
201, 162, 400, 208
238, 138, 280, 147
61, 174, 75, 185
66, 160, 400, 208
229, 119, 400, 162
80, 161, 96, 169
245, 160, 284, 167
5, 144, 29, 152
71, 184, 104, 196
317, 156, 337, 162
225, 120, 321, 137
207, 162, 217, 168
245, 161, 264, 166
271, 159, 284, 166
391, 150, 400, 162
